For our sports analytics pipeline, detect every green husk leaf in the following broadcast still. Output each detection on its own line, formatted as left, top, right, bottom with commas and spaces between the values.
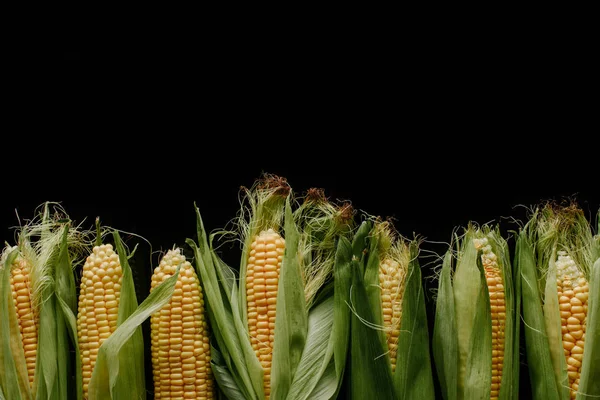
293, 189, 355, 310
56, 295, 81, 400
53, 226, 70, 400
286, 296, 334, 400
496, 231, 519, 400
462, 252, 492, 400
346, 257, 395, 399
0, 249, 29, 400
35, 274, 58, 399
211, 345, 246, 400
87, 264, 181, 400
271, 200, 308, 400
394, 241, 434, 400
189, 205, 262, 400
311, 281, 334, 308
433, 251, 457, 400
510, 234, 522, 400
111, 231, 145, 399
363, 226, 384, 349
577, 258, 600, 398
54, 225, 82, 400
33, 203, 62, 399
307, 359, 336, 399
544, 248, 570, 399
516, 231, 560, 400
329, 235, 354, 399
230, 282, 264, 400
194, 206, 240, 390
452, 229, 480, 399
186, 239, 259, 400
351, 222, 372, 268
209, 232, 237, 299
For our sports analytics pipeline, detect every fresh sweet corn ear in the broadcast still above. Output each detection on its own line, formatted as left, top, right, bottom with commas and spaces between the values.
246, 228, 285, 399
9, 255, 38, 389
556, 251, 589, 398
517, 203, 598, 400
434, 225, 518, 400
151, 249, 213, 399
379, 257, 405, 371
77, 243, 123, 398
374, 221, 410, 372
474, 237, 506, 399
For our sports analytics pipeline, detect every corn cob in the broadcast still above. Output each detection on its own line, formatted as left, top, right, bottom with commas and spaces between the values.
556, 251, 589, 398
151, 248, 212, 399
373, 221, 410, 373
474, 237, 506, 399
246, 228, 285, 399
379, 257, 405, 371
433, 225, 518, 400
8, 255, 38, 389
517, 203, 598, 400
77, 243, 123, 398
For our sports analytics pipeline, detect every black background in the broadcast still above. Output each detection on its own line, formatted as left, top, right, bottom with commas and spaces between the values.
2, 44, 597, 399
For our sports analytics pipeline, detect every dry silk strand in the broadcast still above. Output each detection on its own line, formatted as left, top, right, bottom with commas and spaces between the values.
246, 228, 285, 399
77, 244, 123, 398
150, 249, 212, 399
379, 257, 405, 371
555, 251, 589, 399
9, 255, 38, 389
473, 237, 505, 400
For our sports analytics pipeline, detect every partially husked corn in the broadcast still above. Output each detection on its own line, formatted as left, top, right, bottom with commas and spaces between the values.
246, 228, 285, 400
9, 255, 38, 389
474, 237, 506, 400
379, 258, 405, 371
556, 251, 589, 399
151, 249, 212, 399
77, 244, 123, 398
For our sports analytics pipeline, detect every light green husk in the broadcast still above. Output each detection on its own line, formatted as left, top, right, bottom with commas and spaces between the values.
189, 177, 353, 400
338, 220, 434, 399
0, 203, 90, 400
87, 231, 146, 399
517, 204, 599, 399
293, 189, 355, 309
433, 224, 518, 400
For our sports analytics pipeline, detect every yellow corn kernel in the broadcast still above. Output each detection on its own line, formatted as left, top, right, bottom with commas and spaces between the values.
475, 238, 505, 400
77, 244, 123, 399
151, 249, 212, 399
379, 258, 406, 372
9, 256, 38, 389
247, 229, 284, 400
555, 251, 588, 399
